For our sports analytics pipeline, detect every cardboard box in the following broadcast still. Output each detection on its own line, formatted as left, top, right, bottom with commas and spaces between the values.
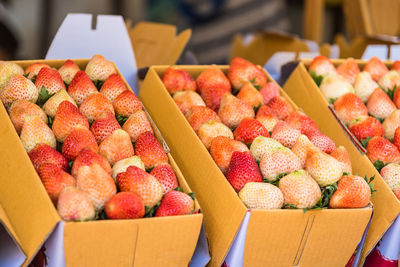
283, 59, 400, 265
0, 59, 203, 267
139, 65, 373, 267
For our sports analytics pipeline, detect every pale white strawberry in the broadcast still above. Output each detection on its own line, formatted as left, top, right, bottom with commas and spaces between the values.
320, 74, 355, 102
380, 163, 400, 200
257, 116, 279, 132
383, 109, 400, 141
271, 121, 301, 148
238, 182, 284, 209
378, 70, 400, 93
250, 136, 284, 162
354, 71, 379, 103
305, 150, 343, 187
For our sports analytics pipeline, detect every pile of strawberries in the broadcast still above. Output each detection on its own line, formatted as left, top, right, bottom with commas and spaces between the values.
0, 55, 195, 221
162, 57, 372, 210
309, 56, 400, 200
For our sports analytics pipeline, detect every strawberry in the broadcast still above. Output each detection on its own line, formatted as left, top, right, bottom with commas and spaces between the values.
380, 163, 400, 200
162, 67, 196, 94
112, 156, 145, 180
308, 131, 336, 154
259, 82, 280, 104
112, 90, 142, 118
305, 150, 343, 186
0, 61, 24, 88
197, 121, 233, 149
25, 63, 51, 80
210, 136, 249, 173
319, 74, 355, 102
67, 70, 98, 105
367, 88, 396, 120
135, 131, 168, 169
309, 56, 337, 77
336, 58, 360, 84
238, 182, 284, 209
233, 118, 269, 144
394, 127, 400, 151
185, 106, 221, 132
366, 136, 400, 165
393, 86, 400, 108
90, 111, 121, 143
256, 105, 276, 119
226, 151, 262, 192
62, 125, 99, 161
257, 116, 279, 133
9, 100, 47, 134
228, 57, 267, 90
99, 129, 134, 165
236, 82, 263, 108
392, 61, 400, 73
28, 143, 68, 171
57, 187, 95, 221
330, 146, 352, 174
378, 70, 400, 93
329, 175, 371, 208
155, 190, 194, 217
382, 109, 400, 141
291, 134, 318, 167
122, 110, 153, 142
58, 59, 80, 84
363, 56, 388, 82
353, 71, 379, 103
218, 93, 254, 129
279, 170, 321, 208
150, 163, 179, 193
105, 192, 145, 219
0, 74, 38, 107
271, 121, 301, 148
35, 67, 66, 96
348, 116, 384, 141
196, 66, 231, 95
76, 164, 117, 211
71, 148, 112, 177
249, 136, 283, 162
20, 116, 56, 152
173, 91, 205, 114
99, 73, 128, 102
285, 111, 319, 134
42, 89, 77, 118
38, 163, 76, 203
79, 93, 114, 123
201, 86, 231, 111
117, 166, 164, 208
52, 101, 89, 142
333, 93, 368, 125
259, 147, 302, 182
85, 54, 117, 82
266, 95, 294, 120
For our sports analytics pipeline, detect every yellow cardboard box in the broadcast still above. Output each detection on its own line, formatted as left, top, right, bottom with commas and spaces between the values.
139, 65, 373, 267
283, 59, 400, 265
0, 59, 203, 267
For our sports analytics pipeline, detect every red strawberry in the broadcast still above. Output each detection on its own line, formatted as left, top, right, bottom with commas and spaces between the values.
367, 88, 396, 120
210, 136, 249, 173
392, 60, 400, 73
90, 111, 121, 143
348, 115, 384, 141
271, 121, 301, 148
79, 93, 114, 123
336, 58, 360, 84
135, 131, 168, 169
58, 59, 80, 84
112, 90, 142, 117
9, 100, 47, 134
25, 63, 51, 80
173, 91, 205, 114
0, 61, 24, 88
392, 86, 400, 108
57, 187, 95, 221
366, 136, 400, 165
201, 86, 231, 111
20, 116, 56, 152
29, 143, 68, 171
285, 111, 319, 134
105, 192, 145, 219
196, 66, 231, 95
35, 67, 66, 95
197, 121, 233, 149
99, 73, 128, 102
52, 101, 89, 142
394, 127, 400, 151
185, 106, 221, 132
307, 131, 336, 154
266, 95, 294, 120
162, 67, 196, 94
38, 163, 76, 203
228, 57, 267, 90
62, 125, 99, 161
218, 93, 254, 129
309, 56, 337, 77
333, 93, 368, 125
71, 148, 112, 177
256, 105, 276, 119
363, 56, 388, 82
122, 110, 153, 142
330, 146, 352, 174
99, 129, 134, 165
0, 74, 38, 107
67, 70, 98, 105
236, 82, 263, 108
85, 54, 117, 82
329, 175, 371, 208
226, 151, 262, 192
233, 118, 269, 144
155, 191, 194, 217
259, 82, 280, 104
150, 163, 179, 193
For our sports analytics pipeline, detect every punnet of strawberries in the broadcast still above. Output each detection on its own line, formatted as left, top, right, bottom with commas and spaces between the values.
160, 57, 374, 210
309, 55, 400, 201
0, 55, 196, 221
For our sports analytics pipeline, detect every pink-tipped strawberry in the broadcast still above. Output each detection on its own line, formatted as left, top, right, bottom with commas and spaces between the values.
380, 163, 400, 200
382, 110, 400, 141
291, 134, 318, 167
122, 110, 153, 142
233, 118, 269, 144
99, 129, 134, 165
9, 100, 47, 134
85, 54, 117, 82
162, 67, 196, 94
99, 73, 128, 102
135, 131, 168, 169
29, 143, 68, 171
285, 111, 319, 134
155, 190, 194, 217
71, 148, 112, 177
236, 82, 263, 108
57, 187, 95, 221
329, 175, 371, 208
197, 121, 233, 150
366, 136, 400, 165
90, 111, 121, 143
58, 59, 80, 84
0, 61, 24, 88
336, 58, 360, 84
25, 63, 51, 80
79, 93, 114, 123
20, 116, 56, 152
354, 71, 378, 103
348, 115, 384, 142
307, 131, 336, 154
271, 121, 301, 148
173, 91, 205, 114
185, 106, 221, 132
105, 192, 145, 219
333, 93, 368, 125
67, 70, 98, 105
112, 90, 142, 118
364, 56, 388, 82
150, 163, 179, 193
249, 136, 284, 162
0, 74, 38, 107
228, 57, 267, 90
309, 56, 337, 77
210, 136, 249, 173
201, 86, 231, 111
259, 82, 280, 104
367, 88, 396, 120
266, 95, 294, 120
196, 66, 231, 95
35, 67, 66, 99
305, 150, 343, 186
330, 146, 352, 174
218, 93, 254, 129
62, 125, 99, 161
